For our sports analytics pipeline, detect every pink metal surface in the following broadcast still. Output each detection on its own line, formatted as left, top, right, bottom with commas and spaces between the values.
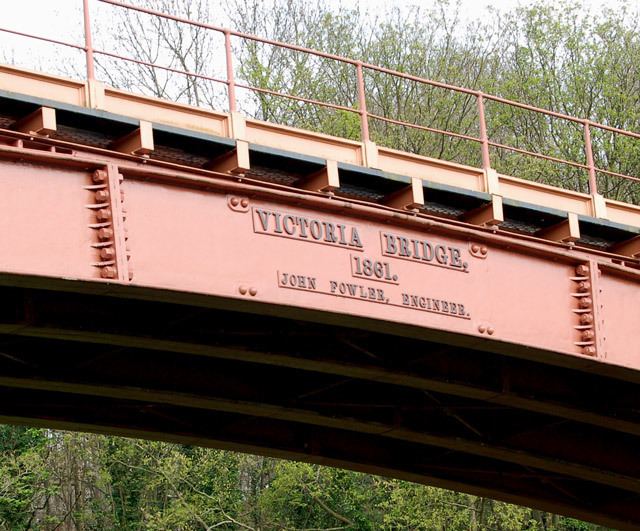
121, 179, 579, 357
0, 26, 84, 52
583, 121, 598, 195
95, 48, 228, 86
83, 0, 96, 80
1, 137, 639, 373
477, 94, 491, 171
368, 112, 481, 144
356, 62, 370, 143
224, 30, 237, 113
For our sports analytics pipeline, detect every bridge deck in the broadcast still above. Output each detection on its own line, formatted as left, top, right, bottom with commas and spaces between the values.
2, 65, 640, 529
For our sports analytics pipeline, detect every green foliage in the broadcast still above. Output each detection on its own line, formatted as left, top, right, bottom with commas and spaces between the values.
0, 425, 609, 531
229, 0, 640, 201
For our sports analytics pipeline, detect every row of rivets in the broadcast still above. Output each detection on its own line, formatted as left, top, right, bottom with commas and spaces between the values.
238, 285, 258, 296
88, 169, 117, 279
571, 263, 596, 356
477, 324, 495, 335
86, 169, 132, 280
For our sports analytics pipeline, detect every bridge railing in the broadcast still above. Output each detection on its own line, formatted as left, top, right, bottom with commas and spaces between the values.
1, 0, 639, 203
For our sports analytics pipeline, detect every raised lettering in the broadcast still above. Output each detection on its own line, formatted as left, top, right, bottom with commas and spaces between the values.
273, 212, 283, 234
383, 233, 397, 254
337, 224, 348, 245
283, 215, 295, 235
422, 242, 433, 261
297, 217, 309, 238
350, 228, 363, 248
398, 237, 411, 257
435, 245, 448, 265
309, 220, 322, 240
450, 247, 463, 268
256, 209, 271, 231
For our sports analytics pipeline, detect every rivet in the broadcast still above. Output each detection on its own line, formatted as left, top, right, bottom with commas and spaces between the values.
95, 190, 109, 202
100, 266, 117, 279
583, 346, 597, 356
580, 313, 594, 325
249, 287, 258, 296
575, 264, 589, 276
487, 327, 495, 335
92, 169, 107, 183
239, 285, 248, 295
578, 297, 592, 309
230, 197, 240, 207
96, 208, 112, 222
577, 281, 591, 293
100, 247, 116, 260
97, 227, 113, 241
471, 244, 480, 253
240, 198, 249, 208
478, 325, 486, 333
480, 246, 488, 255
582, 329, 595, 341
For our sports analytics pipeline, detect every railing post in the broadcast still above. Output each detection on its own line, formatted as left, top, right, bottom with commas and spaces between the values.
356, 61, 370, 143
477, 92, 491, 171
224, 30, 237, 113
82, 0, 96, 81
583, 120, 598, 195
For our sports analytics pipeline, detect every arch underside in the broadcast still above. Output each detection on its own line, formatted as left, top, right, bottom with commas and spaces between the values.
1, 277, 639, 530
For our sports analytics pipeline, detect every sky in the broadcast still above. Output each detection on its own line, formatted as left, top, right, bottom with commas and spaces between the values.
0, 0, 637, 82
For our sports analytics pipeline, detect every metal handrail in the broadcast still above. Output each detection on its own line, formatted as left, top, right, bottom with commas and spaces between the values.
0, 0, 639, 200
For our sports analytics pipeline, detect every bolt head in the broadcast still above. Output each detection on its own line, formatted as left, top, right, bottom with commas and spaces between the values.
487, 327, 495, 335
480, 246, 488, 255
478, 325, 486, 333
575, 264, 589, 276
96, 208, 112, 222
100, 247, 116, 260
577, 281, 591, 293
580, 313, 594, 325
471, 244, 480, 253
95, 190, 109, 202
92, 169, 107, 183
230, 197, 240, 207
239, 285, 248, 295
249, 287, 258, 296
582, 329, 595, 341
583, 346, 597, 356
240, 198, 249, 208
97, 228, 113, 241
578, 297, 593, 309
100, 266, 117, 279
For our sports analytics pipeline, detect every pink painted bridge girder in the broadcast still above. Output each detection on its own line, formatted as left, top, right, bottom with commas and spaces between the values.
0, 154, 639, 374
3, 142, 640, 530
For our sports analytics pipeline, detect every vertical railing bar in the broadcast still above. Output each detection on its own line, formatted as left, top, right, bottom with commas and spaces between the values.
83, 0, 96, 80
356, 61, 370, 143
584, 120, 598, 195
477, 92, 491, 171
224, 29, 237, 113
